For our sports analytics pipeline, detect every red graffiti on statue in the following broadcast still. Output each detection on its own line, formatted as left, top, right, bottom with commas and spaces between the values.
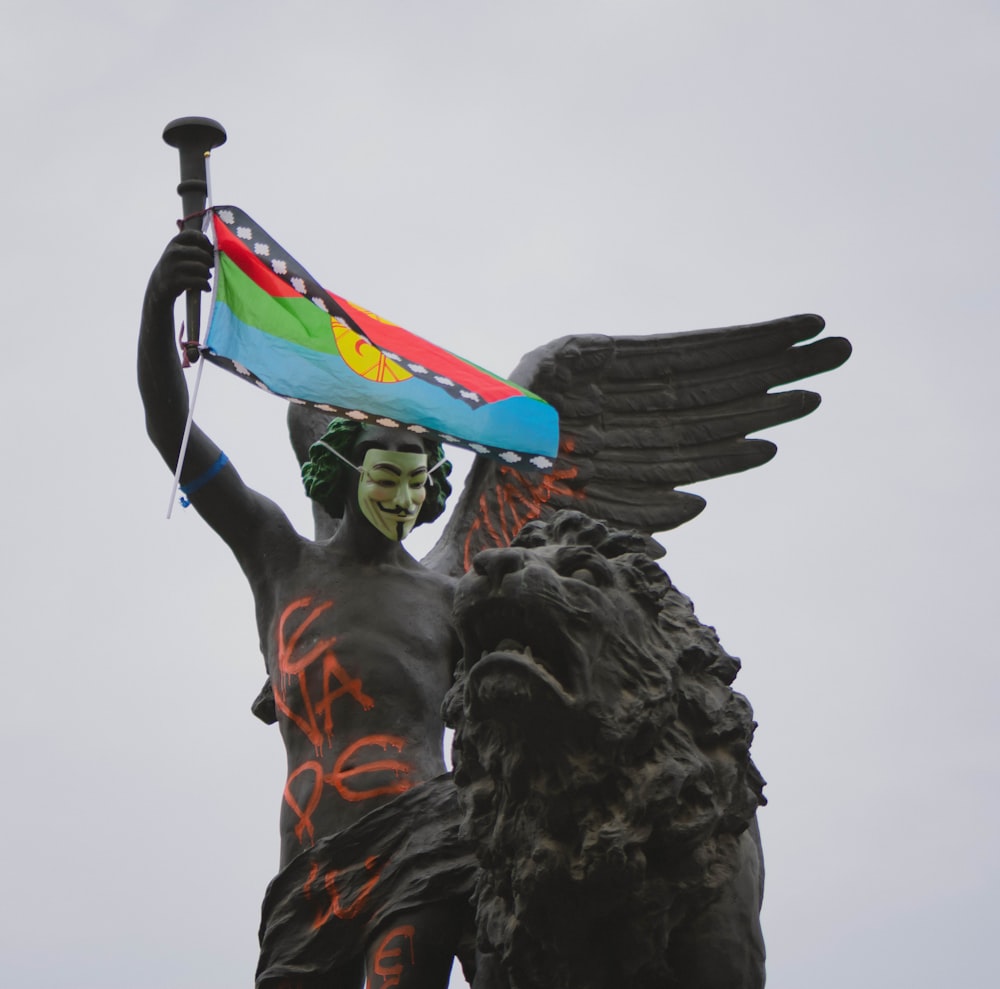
274, 597, 375, 750
284, 760, 325, 844
284, 736, 414, 841
274, 597, 416, 844
304, 856, 384, 931
462, 437, 582, 570
371, 925, 417, 988
329, 735, 413, 802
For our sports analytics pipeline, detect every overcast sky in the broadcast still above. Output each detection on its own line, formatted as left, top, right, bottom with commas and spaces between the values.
2, 2, 997, 987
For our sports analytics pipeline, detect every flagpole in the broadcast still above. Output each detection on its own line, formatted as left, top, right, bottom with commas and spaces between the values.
162, 116, 227, 364
161, 116, 226, 517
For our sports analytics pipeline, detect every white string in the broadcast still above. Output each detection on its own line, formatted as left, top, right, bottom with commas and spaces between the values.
313, 441, 448, 476
313, 440, 363, 474
204, 149, 219, 309
166, 354, 205, 518
204, 148, 216, 217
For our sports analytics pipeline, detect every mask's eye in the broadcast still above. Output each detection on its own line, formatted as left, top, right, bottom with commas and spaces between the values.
570, 567, 598, 585
365, 468, 401, 487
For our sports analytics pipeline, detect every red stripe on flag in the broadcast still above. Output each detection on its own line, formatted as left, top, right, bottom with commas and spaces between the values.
214, 215, 301, 298
333, 295, 522, 403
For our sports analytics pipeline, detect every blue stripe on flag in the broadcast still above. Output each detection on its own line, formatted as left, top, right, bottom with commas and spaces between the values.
206, 302, 558, 457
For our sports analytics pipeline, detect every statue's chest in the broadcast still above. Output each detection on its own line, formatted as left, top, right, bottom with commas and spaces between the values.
261, 568, 454, 745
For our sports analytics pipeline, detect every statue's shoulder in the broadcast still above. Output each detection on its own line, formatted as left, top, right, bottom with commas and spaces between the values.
413, 561, 459, 607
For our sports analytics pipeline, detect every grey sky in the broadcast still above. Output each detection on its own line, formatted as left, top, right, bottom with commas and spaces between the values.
2, 2, 996, 986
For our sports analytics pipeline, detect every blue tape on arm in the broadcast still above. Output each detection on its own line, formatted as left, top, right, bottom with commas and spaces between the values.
179, 452, 229, 507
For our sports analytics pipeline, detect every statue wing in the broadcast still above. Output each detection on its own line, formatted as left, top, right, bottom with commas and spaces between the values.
421, 314, 851, 576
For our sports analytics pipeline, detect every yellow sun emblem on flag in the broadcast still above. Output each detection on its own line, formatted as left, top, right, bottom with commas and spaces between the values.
331, 317, 412, 384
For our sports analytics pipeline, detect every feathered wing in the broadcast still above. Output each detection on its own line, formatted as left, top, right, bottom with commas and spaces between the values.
422, 314, 851, 577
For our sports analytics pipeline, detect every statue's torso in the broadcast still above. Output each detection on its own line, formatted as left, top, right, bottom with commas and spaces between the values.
251, 538, 458, 866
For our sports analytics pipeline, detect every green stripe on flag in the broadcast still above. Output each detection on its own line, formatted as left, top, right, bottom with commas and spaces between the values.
215, 254, 341, 355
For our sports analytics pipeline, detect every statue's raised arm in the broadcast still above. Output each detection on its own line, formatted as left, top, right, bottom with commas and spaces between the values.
137, 229, 298, 572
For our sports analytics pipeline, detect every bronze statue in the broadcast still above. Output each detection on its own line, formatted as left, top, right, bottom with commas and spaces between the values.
139, 223, 849, 988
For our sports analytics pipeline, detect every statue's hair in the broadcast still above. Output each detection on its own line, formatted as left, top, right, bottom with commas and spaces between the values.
301, 417, 452, 524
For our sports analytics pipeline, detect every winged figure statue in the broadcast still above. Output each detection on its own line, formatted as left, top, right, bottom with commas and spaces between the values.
139, 226, 849, 989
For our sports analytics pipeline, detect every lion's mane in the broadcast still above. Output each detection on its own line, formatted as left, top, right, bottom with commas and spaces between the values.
444, 511, 765, 989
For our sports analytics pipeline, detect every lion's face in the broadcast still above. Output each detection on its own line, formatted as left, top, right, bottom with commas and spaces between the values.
451, 513, 683, 764
454, 533, 669, 727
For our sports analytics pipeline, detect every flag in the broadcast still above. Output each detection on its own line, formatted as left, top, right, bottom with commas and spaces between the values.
204, 206, 558, 469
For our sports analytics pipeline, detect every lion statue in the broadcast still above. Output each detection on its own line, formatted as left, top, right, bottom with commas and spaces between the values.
443, 510, 767, 989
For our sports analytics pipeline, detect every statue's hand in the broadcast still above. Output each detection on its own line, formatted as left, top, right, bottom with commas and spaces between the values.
147, 229, 214, 307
